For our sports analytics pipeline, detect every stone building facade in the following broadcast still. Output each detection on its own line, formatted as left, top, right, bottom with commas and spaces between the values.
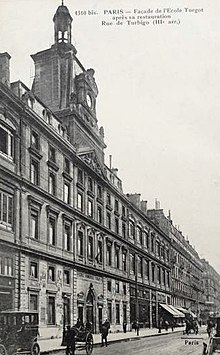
147, 209, 204, 316
200, 259, 220, 322
0, 4, 173, 337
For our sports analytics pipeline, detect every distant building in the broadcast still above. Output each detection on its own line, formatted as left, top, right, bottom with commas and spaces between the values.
147, 208, 204, 316
200, 259, 220, 322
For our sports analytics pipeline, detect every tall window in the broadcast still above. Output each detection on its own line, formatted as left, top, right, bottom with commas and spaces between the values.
63, 270, 70, 285
106, 192, 111, 206
88, 177, 93, 192
97, 206, 102, 224
88, 235, 93, 260
0, 124, 14, 159
145, 260, 149, 279
78, 231, 84, 257
4, 257, 13, 276
31, 131, 39, 150
77, 169, 84, 184
114, 199, 119, 212
157, 266, 161, 284
64, 183, 70, 204
48, 266, 55, 282
106, 243, 112, 266
122, 251, 127, 272
30, 209, 39, 238
137, 226, 142, 244
115, 247, 120, 269
151, 235, 155, 253
48, 145, 56, 162
0, 191, 13, 229
115, 218, 119, 234
129, 220, 135, 238
30, 261, 38, 279
88, 200, 93, 218
77, 192, 83, 211
152, 263, 155, 282
156, 241, 160, 257
106, 212, 111, 229
144, 231, 149, 248
48, 217, 56, 246
49, 172, 56, 195
96, 240, 103, 263
64, 157, 70, 174
130, 254, 135, 274
30, 159, 39, 185
30, 294, 38, 311
137, 256, 142, 275
64, 223, 71, 251
97, 185, 102, 199
48, 296, 56, 325
122, 222, 126, 238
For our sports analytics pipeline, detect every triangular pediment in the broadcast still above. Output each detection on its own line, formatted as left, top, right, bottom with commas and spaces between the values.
77, 147, 106, 178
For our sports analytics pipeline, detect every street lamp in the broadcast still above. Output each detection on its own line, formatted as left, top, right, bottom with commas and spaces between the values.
135, 254, 139, 336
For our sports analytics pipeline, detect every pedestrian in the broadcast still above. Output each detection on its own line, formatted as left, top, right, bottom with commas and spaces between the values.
123, 320, 127, 333
158, 318, 163, 334
65, 325, 76, 355
101, 319, 110, 347
164, 320, 169, 331
136, 320, 140, 336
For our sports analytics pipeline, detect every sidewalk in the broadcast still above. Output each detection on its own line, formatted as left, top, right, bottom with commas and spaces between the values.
39, 326, 186, 353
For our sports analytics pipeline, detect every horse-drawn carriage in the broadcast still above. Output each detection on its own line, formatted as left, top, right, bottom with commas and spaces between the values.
184, 318, 199, 335
61, 324, 93, 355
0, 311, 40, 355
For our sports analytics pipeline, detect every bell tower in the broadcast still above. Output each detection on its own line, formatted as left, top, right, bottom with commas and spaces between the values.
53, 1, 73, 44
31, 1, 77, 111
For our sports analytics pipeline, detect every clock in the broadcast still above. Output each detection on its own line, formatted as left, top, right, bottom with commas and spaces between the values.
86, 93, 92, 108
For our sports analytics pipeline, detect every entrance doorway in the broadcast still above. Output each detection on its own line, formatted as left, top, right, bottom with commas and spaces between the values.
86, 287, 95, 332
98, 308, 102, 331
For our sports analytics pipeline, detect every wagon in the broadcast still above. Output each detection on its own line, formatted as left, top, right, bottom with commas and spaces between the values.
61, 325, 93, 355
0, 311, 40, 355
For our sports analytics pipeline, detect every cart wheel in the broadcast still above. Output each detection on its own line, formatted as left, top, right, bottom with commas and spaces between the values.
85, 333, 93, 355
31, 342, 40, 355
0, 345, 7, 355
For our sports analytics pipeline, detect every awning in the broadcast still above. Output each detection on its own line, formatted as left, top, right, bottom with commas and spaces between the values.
160, 303, 185, 318
190, 311, 197, 318
176, 307, 191, 314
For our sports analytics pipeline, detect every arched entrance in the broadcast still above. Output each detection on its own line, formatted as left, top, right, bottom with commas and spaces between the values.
86, 284, 95, 332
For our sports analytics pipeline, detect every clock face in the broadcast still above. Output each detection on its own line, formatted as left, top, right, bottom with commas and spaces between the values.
86, 93, 92, 108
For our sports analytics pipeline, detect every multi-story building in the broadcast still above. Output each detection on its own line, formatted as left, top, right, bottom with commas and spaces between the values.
0, 3, 174, 337
147, 208, 204, 316
200, 259, 220, 322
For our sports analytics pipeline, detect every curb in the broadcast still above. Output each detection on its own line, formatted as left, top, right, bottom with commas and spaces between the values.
41, 329, 184, 354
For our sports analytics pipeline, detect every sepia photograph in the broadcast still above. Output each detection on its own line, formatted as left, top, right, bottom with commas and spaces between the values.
0, 0, 220, 354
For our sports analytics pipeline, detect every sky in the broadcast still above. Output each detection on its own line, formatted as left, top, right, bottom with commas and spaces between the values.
0, 0, 220, 273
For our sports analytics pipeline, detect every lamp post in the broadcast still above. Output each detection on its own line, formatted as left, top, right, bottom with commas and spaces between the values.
135, 254, 139, 336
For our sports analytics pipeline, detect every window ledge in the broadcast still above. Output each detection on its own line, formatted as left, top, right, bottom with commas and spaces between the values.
28, 146, 43, 160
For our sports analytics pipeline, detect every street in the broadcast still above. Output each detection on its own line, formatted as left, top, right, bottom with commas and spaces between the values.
78, 329, 207, 355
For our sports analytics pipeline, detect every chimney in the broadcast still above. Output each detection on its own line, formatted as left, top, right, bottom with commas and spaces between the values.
140, 200, 147, 213
126, 193, 141, 208
155, 198, 160, 210
0, 52, 11, 88
109, 155, 112, 169
111, 168, 118, 176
